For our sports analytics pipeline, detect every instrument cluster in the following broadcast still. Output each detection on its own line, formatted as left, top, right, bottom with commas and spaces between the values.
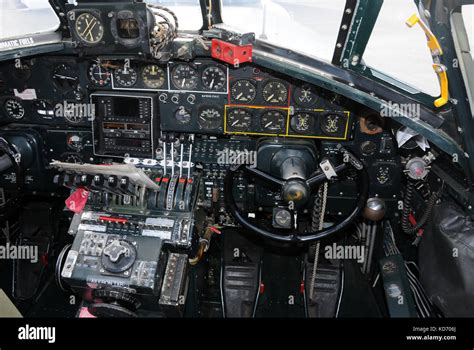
159, 63, 353, 140
0, 55, 356, 167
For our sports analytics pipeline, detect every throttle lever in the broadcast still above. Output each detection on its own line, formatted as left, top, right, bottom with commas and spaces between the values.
337, 145, 363, 170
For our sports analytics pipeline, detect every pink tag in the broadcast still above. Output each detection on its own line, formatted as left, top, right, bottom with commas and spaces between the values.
65, 188, 89, 213
78, 307, 96, 318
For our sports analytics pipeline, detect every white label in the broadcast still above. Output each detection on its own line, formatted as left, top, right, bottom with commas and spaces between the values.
145, 217, 175, 228
142, 229, 172, 240
78, 224, 106, 232
14, 88, 37, 100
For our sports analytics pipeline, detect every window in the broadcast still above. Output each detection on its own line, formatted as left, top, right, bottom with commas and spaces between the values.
146, 0, 203, 31
363, 1, 440, 96
462, 5, 474, 60
221, 0, 347, 62
0, 0, 59, 40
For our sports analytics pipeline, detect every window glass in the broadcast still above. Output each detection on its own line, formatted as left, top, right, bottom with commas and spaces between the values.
363, 1, 440, 96
0, 0, 59, 40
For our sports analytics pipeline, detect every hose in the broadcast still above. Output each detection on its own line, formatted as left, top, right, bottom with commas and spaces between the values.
401, 179, 438, 235
189, 226, 221, 265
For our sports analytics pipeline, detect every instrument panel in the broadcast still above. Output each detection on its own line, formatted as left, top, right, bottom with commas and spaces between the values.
0, 55, 356, 167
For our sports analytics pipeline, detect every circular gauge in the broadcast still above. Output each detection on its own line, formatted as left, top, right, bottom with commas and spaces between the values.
227, 108, 252, 131
32, 100, 55, 119
74, 12, 104, 44
4, 99, 25, 120
12, 62, 31, 81
175, 107, 192, 125
202, 66, 226, 91
275, 209, 292, 228
198, 107, 222, 130
63, 101, 84, 124
142, 65, 166, 89
66, 134, 84, 151
88, 63, 111, 87
114, 66, 138, 87
52, 64, 78, 91
360, 140, 377, 156
262, 81, 288, 104
260, 110, 286, 133
171, 64, 199, 90
320, 114, 345, 136
231, 79, 257, 103
294, 85, 318, 108
290, 113, 314, 134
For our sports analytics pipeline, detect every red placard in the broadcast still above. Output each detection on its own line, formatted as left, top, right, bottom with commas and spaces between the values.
211, 39, 253, 66
65, 188, 89, 213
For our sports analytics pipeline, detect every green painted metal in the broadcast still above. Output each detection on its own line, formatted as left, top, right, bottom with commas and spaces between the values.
340, 0, 383, 68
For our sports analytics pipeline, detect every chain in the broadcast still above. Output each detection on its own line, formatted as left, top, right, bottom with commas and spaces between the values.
309, 181, 328, 301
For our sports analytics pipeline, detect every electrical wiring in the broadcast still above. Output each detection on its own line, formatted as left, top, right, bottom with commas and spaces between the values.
147, 4, 179, 58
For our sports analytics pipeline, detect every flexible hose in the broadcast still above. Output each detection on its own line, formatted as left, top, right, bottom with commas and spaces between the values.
402, 180, 438, 235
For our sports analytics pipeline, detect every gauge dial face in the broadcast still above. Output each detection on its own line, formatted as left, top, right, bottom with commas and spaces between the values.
262, 81, 288, 104
66, 134, 84, 151
198, 107, 222, 130
142, 65, 166, 89
52, 64, 78, 91
74, 12, 104, 44
175, 106, 192, 125
294, 85, 318, 107
4, 99, 25, 120
63, 101, 84, 124
275, 209, 292, 227
171, 64, 198, 90
88, 63, 111, 87
114, 66, 138, 87
260, 110, 286, 133
13, 62, 31, 81
231, 80, 257, 103
321, 114, 345, 136
290, 113, 314, 134
117, 18, 140, 39
32, 100, 54, 119
202, 66, 226, 91
227, 109, 252, 131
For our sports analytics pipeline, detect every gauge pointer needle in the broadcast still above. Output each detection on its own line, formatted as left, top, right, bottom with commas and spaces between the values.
268, 94, 275, 101
181, 79, 186, 88
265, 122, 273, 128
54, 74, 77, 81
236, 93, 243, 100
81, 18, 94, 37
232, 121, 239, 127
83, 21, 97, 42
210, 79, 214, 89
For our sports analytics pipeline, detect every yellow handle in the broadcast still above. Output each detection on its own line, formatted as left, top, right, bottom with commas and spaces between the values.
433, 64, 449, 108
406, 14, 443, 56
406, 14, 448, 107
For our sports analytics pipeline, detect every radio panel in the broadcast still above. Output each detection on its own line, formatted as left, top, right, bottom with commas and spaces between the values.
91, 93, 155, 158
